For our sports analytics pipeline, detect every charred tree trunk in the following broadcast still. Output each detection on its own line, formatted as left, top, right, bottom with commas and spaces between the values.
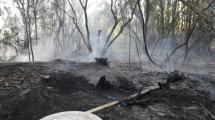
27, 0, 34, 62
33, 0, 39, 45
159, 0, 165, 38
135, 39, 142, 71
67, 0, 92, 53
171, 0, 177, 38
128, 25, 132, 70
79, 0, 92, 52
137, 0, 158, 66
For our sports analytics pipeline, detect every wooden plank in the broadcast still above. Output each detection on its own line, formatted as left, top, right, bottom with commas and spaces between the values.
87, 101, 119, 113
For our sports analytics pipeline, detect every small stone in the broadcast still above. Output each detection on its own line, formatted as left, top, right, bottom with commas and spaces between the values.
20, 88, 31, 96
14, 81, 20, 84
14, 85, 21, 89
46, 86, 54, 91
4, 82, 9, 87
43, 75, 51, 80
31, 79, 40, 83
157, 112, 166, 116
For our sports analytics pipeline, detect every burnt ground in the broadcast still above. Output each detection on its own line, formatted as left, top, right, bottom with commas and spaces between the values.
0, 60, 215, 120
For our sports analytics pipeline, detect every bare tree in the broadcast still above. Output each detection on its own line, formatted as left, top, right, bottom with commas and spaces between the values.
67, 0, 92, 52
101, 0, 139, 56
16, 0, 35, 62
151, 1, 184, 57
166, 17, 199, 63
166, 0, 215, 64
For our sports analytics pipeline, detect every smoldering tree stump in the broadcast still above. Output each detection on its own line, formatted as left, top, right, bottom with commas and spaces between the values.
167, 71, 185, 83
95, 58, 109, 66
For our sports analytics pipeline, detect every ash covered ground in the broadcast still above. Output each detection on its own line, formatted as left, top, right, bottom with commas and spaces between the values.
0, 60, 215, 120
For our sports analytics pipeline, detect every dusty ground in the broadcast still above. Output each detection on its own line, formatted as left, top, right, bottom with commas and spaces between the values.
0, 60, 215, 120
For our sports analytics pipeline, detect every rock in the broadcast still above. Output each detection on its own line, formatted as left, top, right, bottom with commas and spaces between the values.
20, 88, 31, 96
4, 82, 9, 87
46, 86, 54, 91
42, 75, 51, 80
157, 112, 166, 116
14, 81, 21, 84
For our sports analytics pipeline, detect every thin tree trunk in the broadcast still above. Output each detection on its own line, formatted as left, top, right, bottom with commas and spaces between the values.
144, 0, 151, 40
171, 0, 177, 38
128, 25, 132, 71
33, 0, 39, 45
79, 0, 92, 52
135, 39, 142, 71
27, 0, 34, 62
137, 0, 158, 66
159, 0, 165, 38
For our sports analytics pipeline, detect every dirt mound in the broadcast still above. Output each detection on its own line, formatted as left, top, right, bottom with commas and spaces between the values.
42, 71, 95, 94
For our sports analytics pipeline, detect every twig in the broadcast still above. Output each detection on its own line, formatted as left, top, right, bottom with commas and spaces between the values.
200, 104, 215, 120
